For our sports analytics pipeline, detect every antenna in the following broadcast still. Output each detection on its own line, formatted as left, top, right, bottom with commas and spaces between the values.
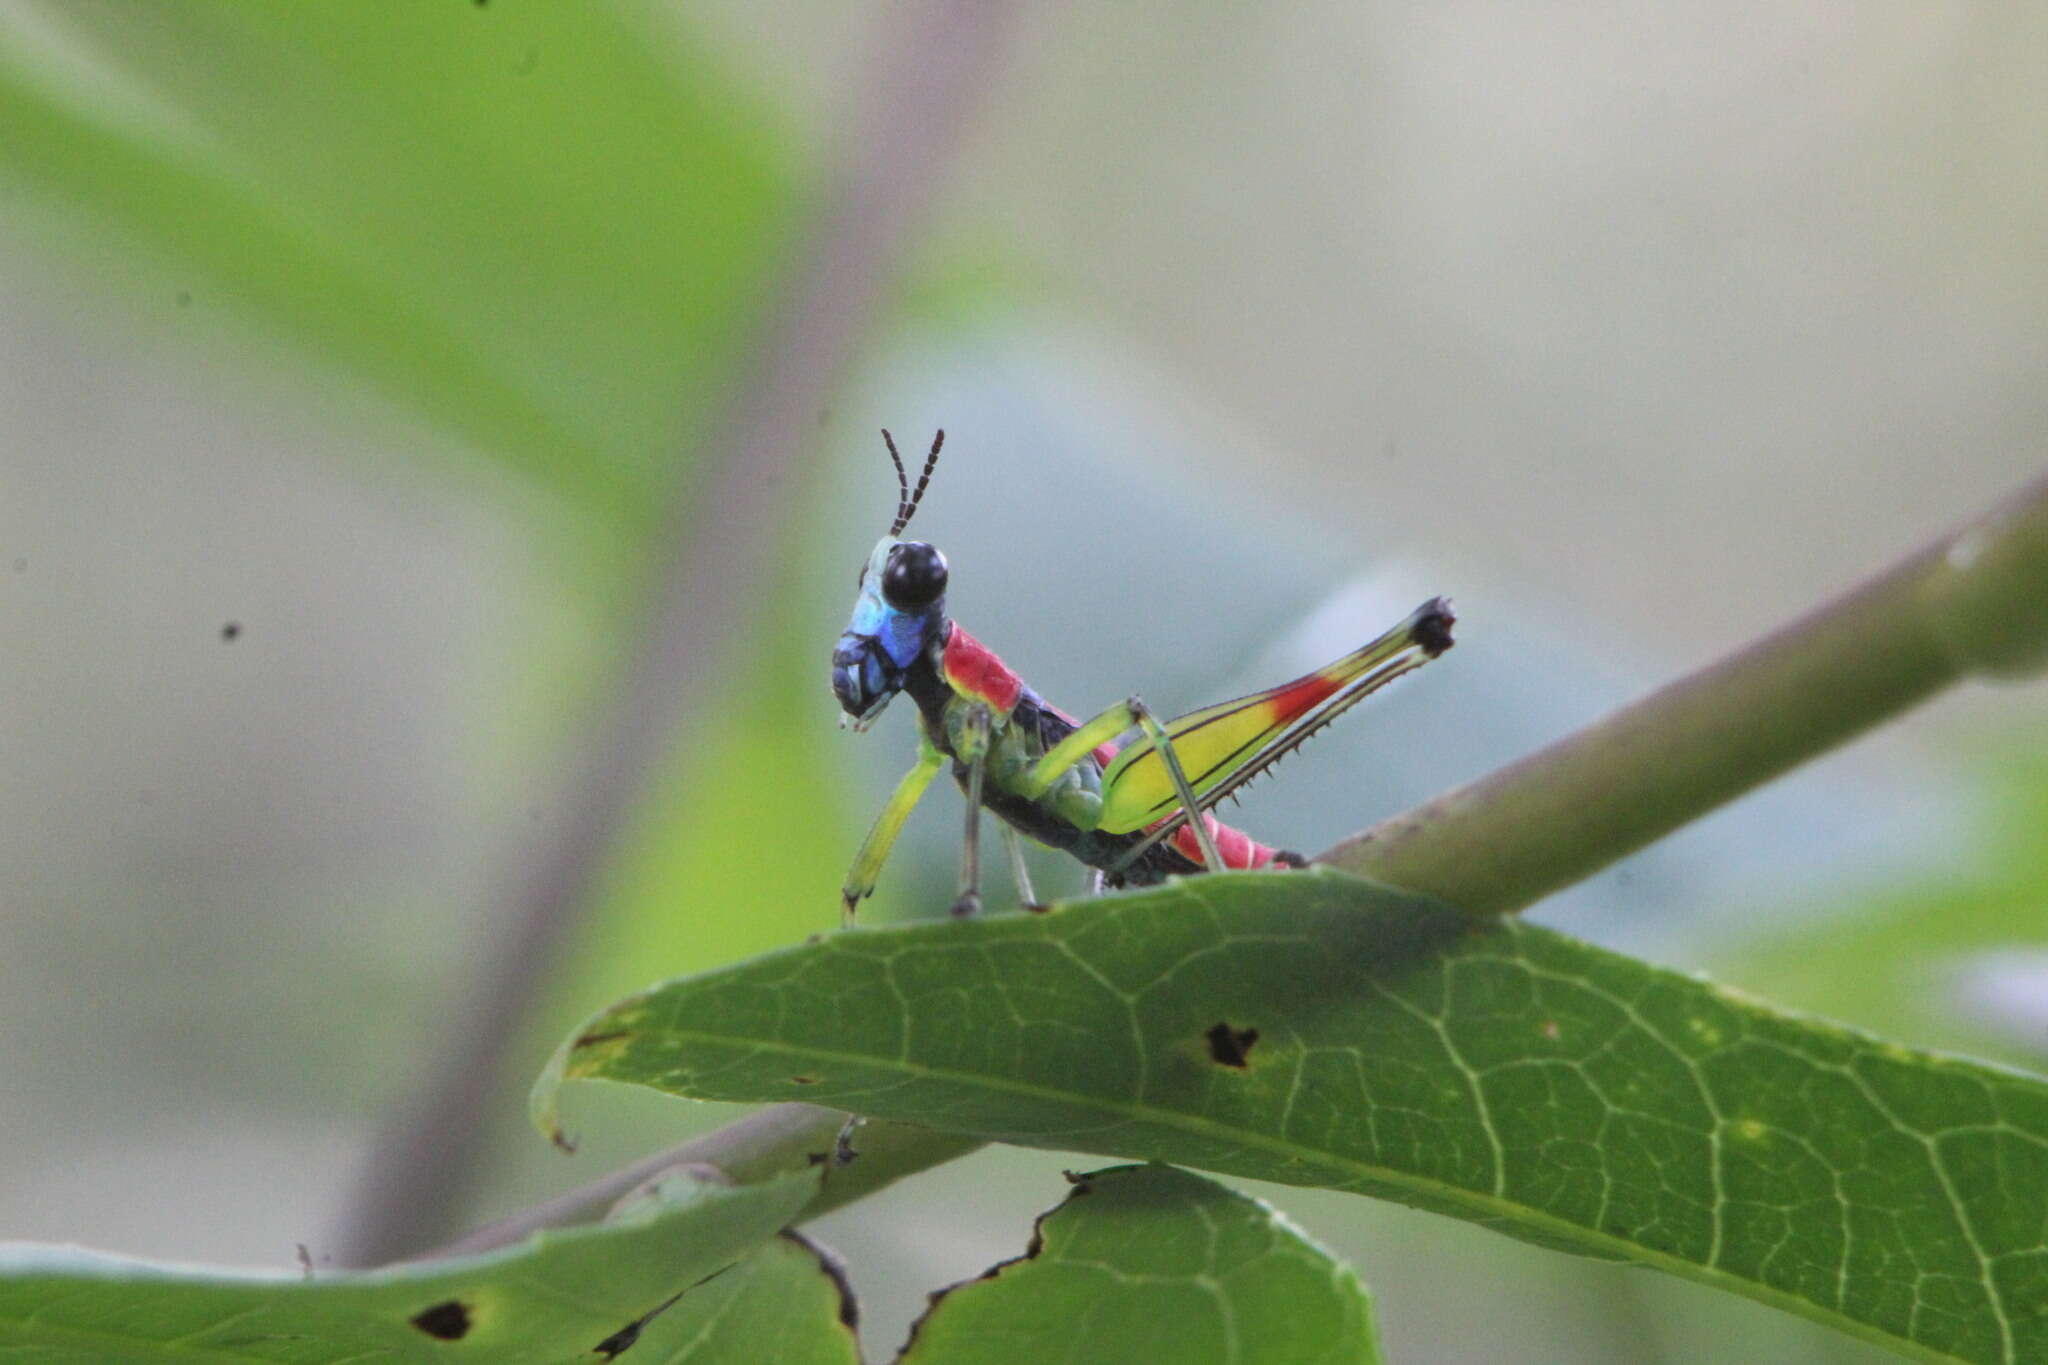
885, 428, 944, 535
881, 429, 911, 530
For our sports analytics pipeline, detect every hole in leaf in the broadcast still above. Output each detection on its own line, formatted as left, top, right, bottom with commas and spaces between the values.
410, 1300, 472, 1340
1205, 1021, 1259, 1068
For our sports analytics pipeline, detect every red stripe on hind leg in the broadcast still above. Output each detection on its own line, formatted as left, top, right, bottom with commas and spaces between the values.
1169, 814, 1277, 870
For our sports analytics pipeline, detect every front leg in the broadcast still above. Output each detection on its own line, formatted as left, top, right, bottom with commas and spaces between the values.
841, 735, 945, 925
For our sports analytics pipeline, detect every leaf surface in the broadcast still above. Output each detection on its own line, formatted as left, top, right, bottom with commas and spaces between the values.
634, 1228, 860, 1365
898, 1164, 1379, 1365
0, 1168, 818, 1362
541, 868, 2048, 1364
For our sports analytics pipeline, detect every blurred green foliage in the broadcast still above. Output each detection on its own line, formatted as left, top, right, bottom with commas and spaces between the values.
0, 0, 855, 1232
0, 1, 797, 536
1719, 749, 2048, 1069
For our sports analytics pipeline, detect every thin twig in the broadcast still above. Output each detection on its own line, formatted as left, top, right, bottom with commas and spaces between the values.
410, 466, 2048, 1260
333, 0, 1019, 1267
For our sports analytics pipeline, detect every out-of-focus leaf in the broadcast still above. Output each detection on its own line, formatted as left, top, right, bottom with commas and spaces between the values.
0, 1167, 819, 1363
540, 867, 2048, 1365
0, 1, 799, 532
1719, 753, 2048, 1067
898, 1164, 1380, 1365
559, 598, 861, 1004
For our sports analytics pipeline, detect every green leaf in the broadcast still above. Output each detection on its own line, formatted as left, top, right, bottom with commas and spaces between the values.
539, 868, 2048, 1365
0, 1167, 819, 1362
630, 1229, 859, 1365
0, 3, 799, 528
1718, 754, 2048, 1071
898, 1164, 1380, 1365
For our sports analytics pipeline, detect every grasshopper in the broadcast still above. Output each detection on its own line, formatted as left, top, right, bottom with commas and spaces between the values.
831, 430, 1454, 921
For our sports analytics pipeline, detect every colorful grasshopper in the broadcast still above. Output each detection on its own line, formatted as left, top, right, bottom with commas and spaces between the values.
831, 430, 1454, 921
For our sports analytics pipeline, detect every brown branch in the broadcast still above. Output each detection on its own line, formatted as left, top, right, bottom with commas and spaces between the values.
332, 0, 1019, 1267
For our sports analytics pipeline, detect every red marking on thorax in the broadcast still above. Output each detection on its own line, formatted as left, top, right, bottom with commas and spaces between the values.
1166, 813, 1278, 871
942, 622, 1023, 715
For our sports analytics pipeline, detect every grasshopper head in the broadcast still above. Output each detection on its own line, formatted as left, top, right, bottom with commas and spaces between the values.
832, 535, 949, 730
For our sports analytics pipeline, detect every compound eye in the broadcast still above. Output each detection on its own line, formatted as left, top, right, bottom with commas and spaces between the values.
881, 541, 948, 609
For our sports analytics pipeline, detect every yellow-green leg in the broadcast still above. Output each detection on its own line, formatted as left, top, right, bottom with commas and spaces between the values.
1016, 702, 1133, 800
1017, 694, 1225, 874
841, 736, 945, 925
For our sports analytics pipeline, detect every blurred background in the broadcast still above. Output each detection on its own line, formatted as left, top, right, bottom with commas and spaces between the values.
1, 3, 2043, 1361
